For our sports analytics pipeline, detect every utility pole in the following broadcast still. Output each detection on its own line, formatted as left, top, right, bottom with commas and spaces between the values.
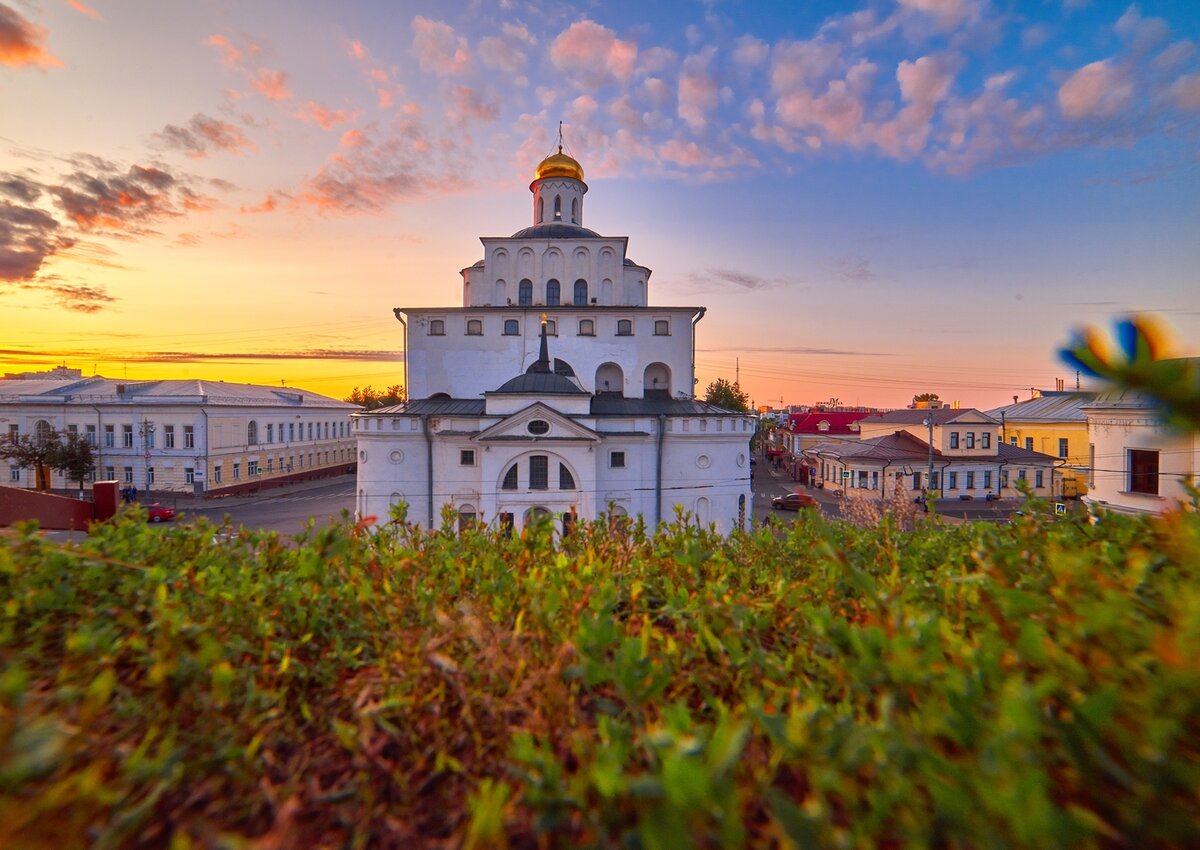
139, 418, 155, 493
925, 415, 936, 514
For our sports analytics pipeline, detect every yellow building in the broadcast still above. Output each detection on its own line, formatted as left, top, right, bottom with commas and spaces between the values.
984, 391, 1096, 499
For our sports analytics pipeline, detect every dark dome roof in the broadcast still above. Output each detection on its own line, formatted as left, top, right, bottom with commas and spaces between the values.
511, 222, 602, 239
493, 372, 589, 395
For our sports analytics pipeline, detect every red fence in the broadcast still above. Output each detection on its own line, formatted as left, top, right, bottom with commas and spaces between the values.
0, 481, 118, 530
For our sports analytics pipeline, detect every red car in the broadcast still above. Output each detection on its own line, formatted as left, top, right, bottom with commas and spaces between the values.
771, 492, 818, 511
145, 504, 176, 523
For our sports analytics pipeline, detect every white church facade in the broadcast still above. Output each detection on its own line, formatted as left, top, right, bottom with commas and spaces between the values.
354, 146, 755, 534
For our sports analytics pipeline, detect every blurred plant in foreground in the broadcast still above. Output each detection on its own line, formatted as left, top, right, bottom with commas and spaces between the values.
1060, 314, 1200, 432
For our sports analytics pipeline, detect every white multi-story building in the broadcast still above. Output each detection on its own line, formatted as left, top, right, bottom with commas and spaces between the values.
1083, 384, 1199, 515
356, 146, 755, 533
0, 374, 358, 494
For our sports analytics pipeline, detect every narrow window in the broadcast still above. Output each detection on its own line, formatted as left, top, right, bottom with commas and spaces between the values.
1035, 469, 1044, 488
248, 421, 258, 446
184, 425, 194, 448
546, 279, 560, 306
519, 279, 533, 306
466, 319, 483, 335
503, 319, 520, 335
529, 455, 548, 490
105, 425, 115, 447
571, 197, 578, 223
123, 466, 133, 484
1025, 437, 1034, 451
610, 451, 626, 469
948, 471, 957, 489
185, 467, 195, 484
499, 512, 514, 537
164, 425, 175, 448
1129, 449, 1159, 495
981, 432, 991, 449
1058, 438, 1069, 458
965, 432, 975, 449
966, 471, 974, 489
501, 464, 518, 490
574, 279, 588, 306
1089, 443, 1095, 488
123, 425, 134, 447
1017, 468, 1027, 481
654, 319, 669, 335
233, 462, 241, 480
553, 195, 562, 220
949, 432, 959, 449
984, 470, 992, 489
429, 319, 445, 335
616, 319, 633, 336
546, 319, 557, 336
538, 197, 544, 222
559, 463, 575, 489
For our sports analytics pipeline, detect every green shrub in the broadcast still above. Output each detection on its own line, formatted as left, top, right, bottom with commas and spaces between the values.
1, 504, 1197, 848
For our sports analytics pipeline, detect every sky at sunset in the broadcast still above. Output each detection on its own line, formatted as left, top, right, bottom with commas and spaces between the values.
2, 0, 1198, 410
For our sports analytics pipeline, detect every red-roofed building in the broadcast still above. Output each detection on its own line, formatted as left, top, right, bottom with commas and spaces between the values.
780, 410, 874, 482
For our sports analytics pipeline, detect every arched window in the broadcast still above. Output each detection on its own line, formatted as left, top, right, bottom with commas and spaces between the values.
247, 421, 258, 445
538, 197, 544, 223
503, 319, 520, 335
546, 279, 560, 306
559, 463, 575, 489
571, 197, 578, 223
466, 319, 483, 335
458, 504, 477, 532
574, 279, 588, 306
578, 319, 594, 336
553, 195, 562, 221
501, 464, 518, 490
644, 362, 671, 396
654, 319, 670, 336
617, 319, 633, 336
429, 319, 445, 335
596, 363, 624, 396
518, 279, 533, 306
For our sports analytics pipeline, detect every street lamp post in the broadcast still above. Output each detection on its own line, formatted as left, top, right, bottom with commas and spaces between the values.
923, 417, 936, 514
138, 418, 155, 493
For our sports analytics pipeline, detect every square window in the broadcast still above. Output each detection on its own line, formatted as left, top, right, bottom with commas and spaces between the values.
578, 319, 595, 336
466, 319, 483, 335
503, 319, 520, 335
654, 319, 670, 335
616, 319, 633, 336
429, 319, 445, 335
610, 450, 626, 468
460, 449, 475, 466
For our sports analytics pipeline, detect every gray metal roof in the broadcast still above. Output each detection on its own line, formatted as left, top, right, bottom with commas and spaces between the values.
366, 398, 487, 416
865, 408, 997, 426
509, 223, 603, 239
0, 376, 356, 409
985, 392, 1097, 422
590, 397, 747, 416
491, 372, 589, 395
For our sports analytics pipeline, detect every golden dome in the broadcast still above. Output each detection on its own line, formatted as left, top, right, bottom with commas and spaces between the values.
535, 148, 584, 182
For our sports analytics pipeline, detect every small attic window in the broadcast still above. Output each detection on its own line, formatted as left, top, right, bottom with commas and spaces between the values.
527, 419, 550, 435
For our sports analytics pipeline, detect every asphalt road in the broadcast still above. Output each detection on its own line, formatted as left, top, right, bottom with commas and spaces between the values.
184, 478, 356, 537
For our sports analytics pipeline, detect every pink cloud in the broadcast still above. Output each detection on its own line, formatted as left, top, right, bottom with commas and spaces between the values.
479, 23, 534, 75
66, 0, 102, 20
205, 33, 264, 70
874, 54, 957, 158
678, 48, 719, 131
251, 68, 292, 101
775, 59, 877, 145
448, 85, 499, 123
549, 20, 637, 87
157, 113, 255, 158
1168, 72, 1200, 111
733, 36, 769, 67
297, 101, 352, 130
0, 3, 62, 69
411, 16, 470, 76
346, 39, 406, 109
1058, 60, 1134, 120
240, 193, 279, 214
895, 0, 981, 31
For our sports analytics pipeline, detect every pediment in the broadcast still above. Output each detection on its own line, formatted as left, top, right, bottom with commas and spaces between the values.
475, 401, 600, 443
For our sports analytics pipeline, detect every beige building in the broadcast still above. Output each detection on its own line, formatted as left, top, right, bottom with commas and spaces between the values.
0, 375, 358, 495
